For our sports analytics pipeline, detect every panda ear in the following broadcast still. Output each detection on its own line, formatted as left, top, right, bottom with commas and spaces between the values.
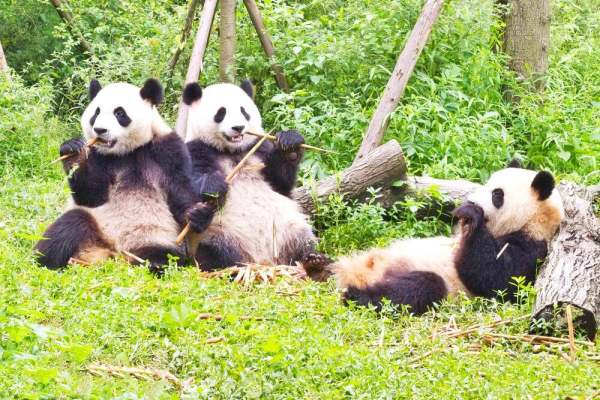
183, 82, 203, 105
507, 158, 523, 169
89, 79, 101, 100
140, 78, 164, 105
240, 79, 255, 99
531, 171, 555, 201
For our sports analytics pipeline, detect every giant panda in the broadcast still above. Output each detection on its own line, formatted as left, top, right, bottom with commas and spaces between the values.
180, 80, 318, 270
35, 78, 197, 274
304, 166, 564, 314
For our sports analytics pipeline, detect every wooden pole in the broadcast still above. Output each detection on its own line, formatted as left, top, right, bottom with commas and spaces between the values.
242, 0, 290, 92
219, 0, 236, 82
353, 0, 444, 163
0, 40, 9, 77
167, 0, 203, 82
175, 0, 218, 139
49, 0, 93, 54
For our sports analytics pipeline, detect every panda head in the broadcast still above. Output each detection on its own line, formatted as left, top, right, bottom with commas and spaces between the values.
182, 80, 263, 151
466, 167, 564, 241
80, 78, 170, 155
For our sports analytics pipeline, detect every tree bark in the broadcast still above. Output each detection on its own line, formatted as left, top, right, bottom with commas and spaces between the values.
354, 0, 445, 163
502, 0, 551, 90
167, 0, 203, 82
175, 0, 218, 139
293, 140, 408, 214
0, 40, 9, 76
243, 0, 289, 92
219, 0, 236, 82
49, 0, 93, 54
532, 183, 600, 340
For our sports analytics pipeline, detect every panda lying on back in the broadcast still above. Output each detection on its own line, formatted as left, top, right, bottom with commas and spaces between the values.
35, 79, 196, 273
181, 80, 318, 270
305, 166, 564, 314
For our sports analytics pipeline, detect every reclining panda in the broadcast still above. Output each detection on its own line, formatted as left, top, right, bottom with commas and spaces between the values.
35, 78, 197, 273
304, 166, 564, 314
181, 80, 317, 270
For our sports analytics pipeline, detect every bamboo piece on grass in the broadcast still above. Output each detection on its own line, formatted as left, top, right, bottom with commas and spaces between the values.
175, 0, 218, 138
566, 304, 577, 362
242, 0, 289, 92
354, 0, 445, 162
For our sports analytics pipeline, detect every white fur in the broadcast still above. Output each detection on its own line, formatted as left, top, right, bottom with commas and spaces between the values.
185, 83, 263, 150
80, 82, 170, 156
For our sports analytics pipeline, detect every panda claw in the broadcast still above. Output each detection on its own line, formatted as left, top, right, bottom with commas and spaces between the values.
275, 130, 304, 153
60, 138, 87, 157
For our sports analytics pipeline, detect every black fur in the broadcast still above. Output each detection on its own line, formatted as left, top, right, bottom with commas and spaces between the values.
454, 203, 547, 301
129, 245, 186, 276
258, 131, 305, 196
195, 238, 243, 271
89, 79, 102, 100
186, 203, 217, 233
89, 107, 100, 126
301, 252, 334, 281
492, 188, 504, 208
240, 79, 254, 99
140, 78, 164, 105
241, 106, 250, 121
344, 270, 448, 315
531, 171, 555, 201
113, 106, 132, 127
182, 82, 203, 105
35, 209, 109, 270
214, 107, 226, 123
507, 158, 523, 168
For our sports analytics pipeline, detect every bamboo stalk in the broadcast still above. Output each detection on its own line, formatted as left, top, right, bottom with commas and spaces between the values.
245, 131, 337, 154
225, 134, 269, 183
51, 137, 100, 164
566, 305, 577, 362
167, 0, 202, 83
86, 364, 181, 388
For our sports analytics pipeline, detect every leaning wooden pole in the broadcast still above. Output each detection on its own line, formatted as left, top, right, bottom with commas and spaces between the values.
0, 40, 9, 76
532, 182, 600, 340
167, 0, 203, 82
49, 0, 93, 54
243, 0, 290, 92
354, 0, 444, 163
175, 0, 218, 139
219, 0, 236, 82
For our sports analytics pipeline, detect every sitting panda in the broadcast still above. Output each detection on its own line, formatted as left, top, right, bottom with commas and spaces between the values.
181, 80, 317, 270
304, 166, 564, 314
35, 78, 197, 273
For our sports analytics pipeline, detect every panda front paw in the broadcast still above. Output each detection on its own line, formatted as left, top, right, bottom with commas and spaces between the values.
186, 203, 216, 233
275, 130, 304, 153
60, 138, 87, 157
453, 202, 485, 236
194, 173, 229, 208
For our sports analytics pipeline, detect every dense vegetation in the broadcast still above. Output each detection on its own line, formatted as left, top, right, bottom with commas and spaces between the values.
0, 0, 598, 397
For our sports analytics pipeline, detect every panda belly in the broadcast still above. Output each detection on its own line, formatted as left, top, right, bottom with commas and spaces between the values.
69, 177, 180, 254
332, 236, 470, 298
191, 158, 315, 265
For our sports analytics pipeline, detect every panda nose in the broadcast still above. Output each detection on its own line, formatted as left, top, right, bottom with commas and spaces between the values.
94, 127, 108, 135
232, 125, 245, 133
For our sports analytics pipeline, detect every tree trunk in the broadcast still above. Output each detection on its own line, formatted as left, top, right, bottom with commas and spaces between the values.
502, 0, 551, 90
532, 183, 600, 340
219, 0, 236, 82
0, 40, 9, 76
49, 0, 93, 54
167, 0, 203, 83
174, 0, 218, 139
243, 0, 289, 92
353, 0, 445, 163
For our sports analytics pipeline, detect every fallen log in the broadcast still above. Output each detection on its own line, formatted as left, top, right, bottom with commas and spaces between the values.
531, 182, 600, 340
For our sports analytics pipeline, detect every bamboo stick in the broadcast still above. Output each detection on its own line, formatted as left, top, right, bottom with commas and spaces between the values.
51, 137, 99, 164
566, 304, 577, 362
245, 131, 337, 154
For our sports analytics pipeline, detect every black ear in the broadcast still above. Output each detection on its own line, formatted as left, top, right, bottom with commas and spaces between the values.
507, 158, 523, 168
89, 79, 101, 100
182, 82, 203, 105
531, 171, 555, 200
240, 79, 254, 99
140, 78, 164, 105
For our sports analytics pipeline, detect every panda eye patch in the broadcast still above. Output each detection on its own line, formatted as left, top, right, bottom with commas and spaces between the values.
90, 107, 100, 126
492, 188, 504, 208
113, 106, 131, 127
214, 107, 226, 123
241, 106, 250, 121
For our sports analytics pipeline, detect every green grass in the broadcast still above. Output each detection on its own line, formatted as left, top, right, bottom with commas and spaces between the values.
1, 0, 599, 397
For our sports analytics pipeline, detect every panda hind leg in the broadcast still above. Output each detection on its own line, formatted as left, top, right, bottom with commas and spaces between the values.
128, 246, 187, 276
194, 237, 243, 272
35, 209, 111, 270
345, 270, 448, 315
